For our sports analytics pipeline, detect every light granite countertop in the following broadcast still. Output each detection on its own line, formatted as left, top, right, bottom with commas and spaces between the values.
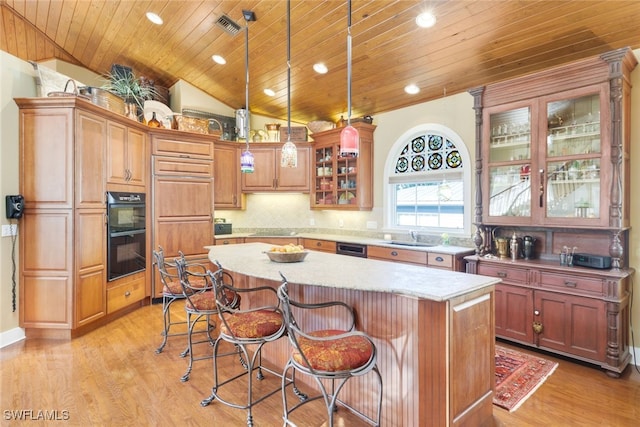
217, 232, 475, 256
206, 242, 499, 302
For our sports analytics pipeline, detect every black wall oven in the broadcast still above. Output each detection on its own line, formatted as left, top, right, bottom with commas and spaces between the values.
106, 191, 146, 281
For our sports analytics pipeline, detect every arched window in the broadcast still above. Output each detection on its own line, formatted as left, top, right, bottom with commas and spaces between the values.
384, 124, 471, 236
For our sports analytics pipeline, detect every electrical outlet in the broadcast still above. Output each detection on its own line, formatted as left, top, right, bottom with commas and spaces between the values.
309, 218, 315, 226
338, 219, 344, 228
366, 221, 377, 229
2, 224, 18, 237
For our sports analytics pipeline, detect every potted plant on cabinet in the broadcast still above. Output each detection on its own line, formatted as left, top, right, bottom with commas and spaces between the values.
100, 64, 161, 121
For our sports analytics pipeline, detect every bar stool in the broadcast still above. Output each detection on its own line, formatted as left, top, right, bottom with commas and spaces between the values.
201, 262, 298, 427
175, 255, 238, 382
153, 246, 189, 355
277, 273, 383, 426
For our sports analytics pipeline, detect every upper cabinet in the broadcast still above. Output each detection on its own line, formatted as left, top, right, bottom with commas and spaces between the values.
241, 143, 311, 192
310, 122, 375, 210
483, 84, 609, 228
214, 141, 244, 209
470, 47, 637, 267
106, 121, 147, 189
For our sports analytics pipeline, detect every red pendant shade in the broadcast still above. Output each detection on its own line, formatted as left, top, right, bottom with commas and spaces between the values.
339, 125, 359, 156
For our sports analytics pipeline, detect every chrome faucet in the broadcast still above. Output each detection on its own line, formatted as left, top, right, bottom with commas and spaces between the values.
409, 230, 419, 242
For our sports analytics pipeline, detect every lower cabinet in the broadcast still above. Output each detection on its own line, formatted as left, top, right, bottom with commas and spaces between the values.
367, 245, 427, 266
467, 256, 632, 376
300, 238, 336, 253
107, 271, 146, 314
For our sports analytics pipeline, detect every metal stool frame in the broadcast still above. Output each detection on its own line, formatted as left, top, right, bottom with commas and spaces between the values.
200, 262, 302, 426
277, 273, 383, 426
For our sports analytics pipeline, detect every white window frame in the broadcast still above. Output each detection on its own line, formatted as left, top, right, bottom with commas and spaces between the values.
383, 123, 472, 237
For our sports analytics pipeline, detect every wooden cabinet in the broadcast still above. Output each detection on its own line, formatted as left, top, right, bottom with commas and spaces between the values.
106, 121, 147, 189
107, 271, 146, 314
215, 237, 242, 245
468, 256, 631, 376
367, 245, 427, 266
16, 98, 110, 337
241, 143, 311, 192
301, 238, 336, 253
469, 48, 637, 268
310, 123, 375, 210
214, 141, 243, 209
150, 129, 215, 298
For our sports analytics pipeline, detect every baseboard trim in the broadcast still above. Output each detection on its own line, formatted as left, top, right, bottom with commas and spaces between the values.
0, 327, 26, 349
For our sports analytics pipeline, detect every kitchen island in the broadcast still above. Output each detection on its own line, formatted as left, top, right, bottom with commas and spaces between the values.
207, 243, 500, 426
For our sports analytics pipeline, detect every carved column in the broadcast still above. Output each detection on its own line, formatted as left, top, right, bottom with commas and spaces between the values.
601, 48, 628, 269
468, 86, 485, 255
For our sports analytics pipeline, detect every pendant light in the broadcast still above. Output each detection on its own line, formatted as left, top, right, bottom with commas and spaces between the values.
241, 10, 256, 173
339, 0, 359, 157
280, 0, 297, 168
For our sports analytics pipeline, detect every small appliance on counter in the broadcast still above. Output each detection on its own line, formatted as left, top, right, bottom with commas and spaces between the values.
214, 218, 232, 235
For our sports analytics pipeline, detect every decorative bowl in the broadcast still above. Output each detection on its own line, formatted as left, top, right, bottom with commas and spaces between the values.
264, 251, 309, 263
307, 120, 335, 134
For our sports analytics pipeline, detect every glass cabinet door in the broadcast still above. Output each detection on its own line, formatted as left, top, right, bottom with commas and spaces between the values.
486, 106, 533, 221
544, 93, 601, 220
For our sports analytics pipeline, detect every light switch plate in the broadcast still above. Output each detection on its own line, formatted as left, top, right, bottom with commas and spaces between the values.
1, 224, 18, 237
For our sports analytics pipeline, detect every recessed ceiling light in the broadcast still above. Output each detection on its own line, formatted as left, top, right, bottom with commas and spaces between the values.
212, 55, 226, 65
264, 88, 275, 96
405, 84, 420, 95
416, 12, 436, 28
146, 12, 163, 25
313, 63, 328, 74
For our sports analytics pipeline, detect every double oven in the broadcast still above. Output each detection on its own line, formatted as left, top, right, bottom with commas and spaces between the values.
106, 192, 146, 281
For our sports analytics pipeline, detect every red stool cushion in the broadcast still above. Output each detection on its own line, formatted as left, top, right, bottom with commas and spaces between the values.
220, 310, 283, 339
185, 291, 217, 311
185, 289, 239, 311
292, 330, 374, 372
162, 278, 183, 296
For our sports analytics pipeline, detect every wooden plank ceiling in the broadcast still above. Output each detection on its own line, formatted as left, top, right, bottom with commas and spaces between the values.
2, 0, 640, 125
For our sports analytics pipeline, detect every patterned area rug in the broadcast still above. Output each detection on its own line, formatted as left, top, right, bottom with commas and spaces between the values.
494, 345, 559, 412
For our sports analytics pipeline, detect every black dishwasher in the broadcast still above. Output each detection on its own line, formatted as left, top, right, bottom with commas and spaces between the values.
336, 242, 367, 258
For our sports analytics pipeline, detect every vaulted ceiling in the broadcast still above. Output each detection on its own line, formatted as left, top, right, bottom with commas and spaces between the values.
2, 0, 640, 125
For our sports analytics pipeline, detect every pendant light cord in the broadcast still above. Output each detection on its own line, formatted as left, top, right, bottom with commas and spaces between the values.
245, 21, 250, 150
346, 0, 353, 126
287, 0, 291, 139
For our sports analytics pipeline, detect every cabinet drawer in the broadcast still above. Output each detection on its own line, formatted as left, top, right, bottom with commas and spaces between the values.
427, 252, 454, 270
539, 271, 603, 297
153, 156, 213, 177
216, 238, 241, 245
367, 246, 427, 265
477, 264, 528, 285
107, 274, 145, 313
302, 239, 337, 253
152, 136, 214, 159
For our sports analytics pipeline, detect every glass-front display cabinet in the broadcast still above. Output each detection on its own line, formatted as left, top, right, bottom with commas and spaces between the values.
310, 122, 375, 211
483, 85, 609, 228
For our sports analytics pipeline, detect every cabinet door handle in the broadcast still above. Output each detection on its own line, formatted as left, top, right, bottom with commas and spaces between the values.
534, 310, 540, 316
564, 280, 577, 287
316, 242, 322, 247
124, 290, 131, 297
435, 256, 444, 262
391, 251, 398, 256
496, 271, 507, 278
539, 169, 544, 208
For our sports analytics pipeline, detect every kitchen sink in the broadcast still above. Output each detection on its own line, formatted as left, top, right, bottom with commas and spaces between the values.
384, 241, 434, 247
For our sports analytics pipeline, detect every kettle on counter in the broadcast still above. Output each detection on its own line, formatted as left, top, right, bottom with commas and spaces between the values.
522, 235, 536, 260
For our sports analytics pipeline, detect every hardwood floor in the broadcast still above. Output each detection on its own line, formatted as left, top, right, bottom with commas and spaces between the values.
1, 303, 639, 426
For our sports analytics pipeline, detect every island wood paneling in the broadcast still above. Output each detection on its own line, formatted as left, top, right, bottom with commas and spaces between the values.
228, 271, 494, 426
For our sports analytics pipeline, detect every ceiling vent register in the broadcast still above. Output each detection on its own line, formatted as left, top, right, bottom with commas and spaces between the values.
216, 14, 241, 36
